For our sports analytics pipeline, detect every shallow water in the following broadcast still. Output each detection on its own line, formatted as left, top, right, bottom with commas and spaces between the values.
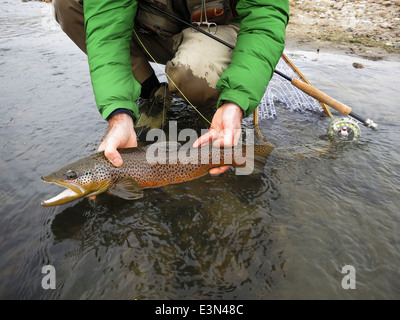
1, 1, 399, 299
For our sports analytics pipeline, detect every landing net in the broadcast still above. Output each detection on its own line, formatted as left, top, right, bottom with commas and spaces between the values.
257, 53, 331, 121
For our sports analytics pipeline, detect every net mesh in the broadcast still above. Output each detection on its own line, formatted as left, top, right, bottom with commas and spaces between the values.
257, 56, 326, 120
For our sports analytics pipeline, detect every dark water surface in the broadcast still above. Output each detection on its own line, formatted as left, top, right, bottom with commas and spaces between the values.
1, 1, 399, 299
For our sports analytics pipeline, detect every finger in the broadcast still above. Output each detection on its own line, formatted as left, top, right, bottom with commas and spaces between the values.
233, 128, 242, 146
89, 190, 112, 202
99, 139, 123, 166
209, 165, 230, 175
104, 148, 123, 167
213, 129, 234, 148
214, 127, 242, 148
193, 130, 218, 148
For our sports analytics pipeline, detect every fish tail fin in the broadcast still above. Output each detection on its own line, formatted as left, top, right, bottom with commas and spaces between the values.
234, 144, 274, 176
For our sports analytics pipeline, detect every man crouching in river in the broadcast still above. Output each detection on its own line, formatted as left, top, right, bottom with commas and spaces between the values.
52, 0, 288, 175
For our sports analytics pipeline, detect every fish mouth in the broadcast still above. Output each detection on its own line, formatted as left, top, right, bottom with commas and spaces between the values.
41, 177, 88, 207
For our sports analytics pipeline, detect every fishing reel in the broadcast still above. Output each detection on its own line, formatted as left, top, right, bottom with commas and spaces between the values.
327, 117, 361, 141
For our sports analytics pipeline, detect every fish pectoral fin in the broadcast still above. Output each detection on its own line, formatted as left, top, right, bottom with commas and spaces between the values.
109, 177, 144, 200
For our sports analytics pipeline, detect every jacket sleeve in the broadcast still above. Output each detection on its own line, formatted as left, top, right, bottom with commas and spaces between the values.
216, 0, 289, 117
84, 0, 140, 121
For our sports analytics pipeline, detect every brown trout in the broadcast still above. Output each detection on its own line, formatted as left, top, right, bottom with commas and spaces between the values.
41, 143, 274, 206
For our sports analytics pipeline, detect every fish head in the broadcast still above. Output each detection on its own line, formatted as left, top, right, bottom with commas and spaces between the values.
41, 154, 112, 207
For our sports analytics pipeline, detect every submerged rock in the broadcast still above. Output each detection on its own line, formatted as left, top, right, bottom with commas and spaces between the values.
352, 62, 365, 69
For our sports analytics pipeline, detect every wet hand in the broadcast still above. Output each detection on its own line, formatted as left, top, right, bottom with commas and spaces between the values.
193, 102, 243, 175
98, 112, 138, 167
90, 113, 137, 200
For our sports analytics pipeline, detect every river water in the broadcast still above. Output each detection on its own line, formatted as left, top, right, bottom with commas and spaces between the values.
1, 1, 399, 300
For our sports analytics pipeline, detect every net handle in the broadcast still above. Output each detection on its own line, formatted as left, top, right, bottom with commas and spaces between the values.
142, 1, 377, 130
291, 79, 352, 115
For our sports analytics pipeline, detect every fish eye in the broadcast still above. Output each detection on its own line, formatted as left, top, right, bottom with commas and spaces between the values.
64, 170, 77, 180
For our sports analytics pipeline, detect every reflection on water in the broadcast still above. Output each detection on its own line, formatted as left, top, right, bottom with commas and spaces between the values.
40, 173, 284, 299
1, 1, 400, 299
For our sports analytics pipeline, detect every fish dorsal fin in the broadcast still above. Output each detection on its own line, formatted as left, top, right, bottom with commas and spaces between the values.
109, 177, 144, 200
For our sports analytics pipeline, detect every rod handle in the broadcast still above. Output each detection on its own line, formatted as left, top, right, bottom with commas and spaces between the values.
291, 78, 352, 116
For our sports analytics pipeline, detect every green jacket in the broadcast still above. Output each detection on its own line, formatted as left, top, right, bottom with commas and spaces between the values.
83, 0, 289, 121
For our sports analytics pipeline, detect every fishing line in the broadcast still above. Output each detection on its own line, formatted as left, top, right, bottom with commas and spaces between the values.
134, 26, 324, 150
133, 29, 212, 126
133, 29, 332, 151
133, 29, 261, 147
133, 29, 250, 146
134, 28, 325, 151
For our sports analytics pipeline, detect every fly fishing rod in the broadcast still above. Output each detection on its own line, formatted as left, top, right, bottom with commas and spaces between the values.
142, 1, 378, 130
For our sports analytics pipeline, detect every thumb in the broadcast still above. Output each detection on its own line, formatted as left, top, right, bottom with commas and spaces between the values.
104, 148, 123, 167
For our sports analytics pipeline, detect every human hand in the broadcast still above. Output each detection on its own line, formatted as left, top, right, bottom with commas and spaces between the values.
98, 112, 138, 166
193, 102, 243, 175
89, 113, 137, 201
